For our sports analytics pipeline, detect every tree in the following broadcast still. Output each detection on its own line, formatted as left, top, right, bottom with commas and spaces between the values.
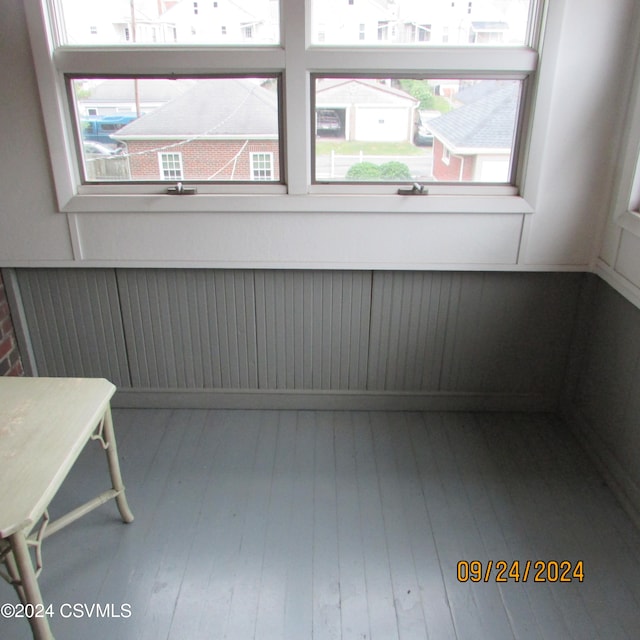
399, 80, 435, 110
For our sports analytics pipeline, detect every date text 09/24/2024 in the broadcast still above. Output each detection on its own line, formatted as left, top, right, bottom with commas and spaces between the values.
457, 560, 585, 583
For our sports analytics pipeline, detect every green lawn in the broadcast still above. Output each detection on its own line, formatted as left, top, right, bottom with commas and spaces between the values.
315, 140, 425, 156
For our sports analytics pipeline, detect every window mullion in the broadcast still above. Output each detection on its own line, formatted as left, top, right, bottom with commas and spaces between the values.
282, 0, 310, 195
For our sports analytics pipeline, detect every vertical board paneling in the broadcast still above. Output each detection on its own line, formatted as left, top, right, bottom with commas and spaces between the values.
116, 269, 258, 388
14, 269, 584, 400
438, 272, 582, 394
569, 277, 640, 474
368, 272, 582, 394
15, 268, 130, 386
368, 272, 452, 390
254, 271, 371, 389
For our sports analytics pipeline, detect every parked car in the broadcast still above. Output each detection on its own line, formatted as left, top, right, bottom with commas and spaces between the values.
414, 110, 438, 146
81, 113, 137, 146
414, 124, 433, 146
316, 109, 342, 134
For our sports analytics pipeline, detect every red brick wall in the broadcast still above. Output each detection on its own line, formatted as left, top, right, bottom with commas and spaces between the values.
126, 139, 280, 181
432, 138, 476, 182
0, 272, 24, 376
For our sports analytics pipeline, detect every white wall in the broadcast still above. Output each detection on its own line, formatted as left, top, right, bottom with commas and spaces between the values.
0, 0, 638, 271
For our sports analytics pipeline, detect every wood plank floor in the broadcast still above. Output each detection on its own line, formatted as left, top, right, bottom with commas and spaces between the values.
2, 410, 640, 639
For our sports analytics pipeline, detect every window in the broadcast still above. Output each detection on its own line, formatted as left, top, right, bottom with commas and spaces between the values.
313, 77, 523, 185
250, 152, 274, 180
69, 77, 281, 184
159, 153, 183, 180
26, 0, 542, 214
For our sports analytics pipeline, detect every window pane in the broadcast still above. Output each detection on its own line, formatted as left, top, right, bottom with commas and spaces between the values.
71, 77, 281, 183
54, 0, 279, 46
311, 0, 532, 46
313, 77, 522, 184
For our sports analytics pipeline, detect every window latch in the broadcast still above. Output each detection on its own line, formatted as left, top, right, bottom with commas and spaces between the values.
397, 182, 428, 196
167, 182, 197, 195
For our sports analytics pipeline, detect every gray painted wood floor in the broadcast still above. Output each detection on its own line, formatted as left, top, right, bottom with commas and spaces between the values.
2, 410, 640, 639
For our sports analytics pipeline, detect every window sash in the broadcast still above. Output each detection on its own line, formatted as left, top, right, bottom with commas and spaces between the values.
27, 0, 543, 210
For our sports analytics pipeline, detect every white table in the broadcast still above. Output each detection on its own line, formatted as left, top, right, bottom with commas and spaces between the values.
0, 377, 134, 640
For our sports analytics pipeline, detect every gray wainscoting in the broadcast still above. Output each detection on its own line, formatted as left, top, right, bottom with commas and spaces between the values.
565, 274, 640, 525
9, 268, 583, 410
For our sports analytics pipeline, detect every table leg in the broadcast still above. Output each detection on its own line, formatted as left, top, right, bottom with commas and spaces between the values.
9, 532, 54, 640
101, 406, 134, 524
2, 542, 27, 604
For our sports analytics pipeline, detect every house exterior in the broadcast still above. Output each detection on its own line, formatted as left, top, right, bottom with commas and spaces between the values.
161, 0, 279, 44
426, 82, 519, 182
316, 78, 418, 142
113, 78, 280, 181
58, 0, 279, 45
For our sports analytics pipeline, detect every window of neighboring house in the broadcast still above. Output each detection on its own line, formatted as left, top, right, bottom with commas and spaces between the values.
250, 152, 274, 180
159, 152, 184, 180
26, 0, 543, 213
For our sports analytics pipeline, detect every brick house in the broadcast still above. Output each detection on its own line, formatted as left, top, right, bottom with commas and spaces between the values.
427, 82, 519, 183
114, 78, 280, 182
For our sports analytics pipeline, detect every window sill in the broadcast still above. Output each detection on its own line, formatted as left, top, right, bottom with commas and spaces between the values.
60, 193, 534, 215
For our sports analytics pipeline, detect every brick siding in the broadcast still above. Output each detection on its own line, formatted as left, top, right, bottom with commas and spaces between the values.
0, 272, 24, 376
432, 138, 476, 182
127, 139, 280, 181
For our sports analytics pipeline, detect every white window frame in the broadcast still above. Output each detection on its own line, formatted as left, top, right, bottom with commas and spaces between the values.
159, 152, 184, 181
250, 152, 274, 180
613, 64, 640, 238
24, 0, 544, 215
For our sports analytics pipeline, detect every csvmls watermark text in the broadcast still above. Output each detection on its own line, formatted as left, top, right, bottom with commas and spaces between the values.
1, 602, 132, 619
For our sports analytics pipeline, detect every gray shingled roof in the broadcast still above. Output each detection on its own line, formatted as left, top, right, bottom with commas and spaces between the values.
426, 83, 519, 151
316, 78, 418, 106
83, 78, 196, 104
114, 78, 278, 138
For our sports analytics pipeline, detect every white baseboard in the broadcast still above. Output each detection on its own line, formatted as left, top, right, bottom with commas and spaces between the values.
113, 388, 557, 412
